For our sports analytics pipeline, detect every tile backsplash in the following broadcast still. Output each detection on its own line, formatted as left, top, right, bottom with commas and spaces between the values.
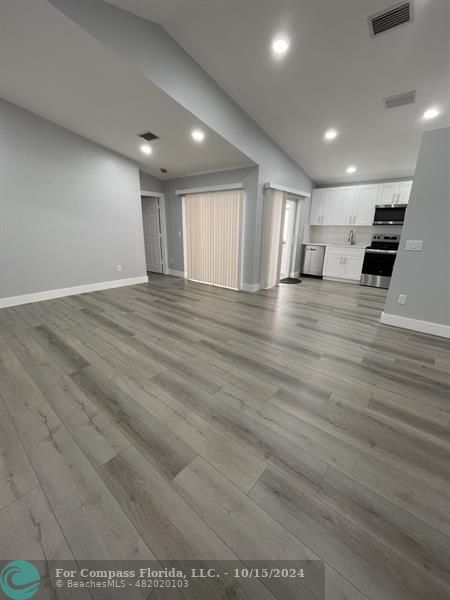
305, 225, 402, 246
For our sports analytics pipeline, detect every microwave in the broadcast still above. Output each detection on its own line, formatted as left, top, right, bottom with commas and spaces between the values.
373, 204, 407, 225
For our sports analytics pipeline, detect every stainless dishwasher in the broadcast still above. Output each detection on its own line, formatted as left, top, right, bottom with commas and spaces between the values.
301, 244, 326, 277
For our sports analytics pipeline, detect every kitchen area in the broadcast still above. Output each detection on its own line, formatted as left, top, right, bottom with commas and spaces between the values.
302, 180, 411, 289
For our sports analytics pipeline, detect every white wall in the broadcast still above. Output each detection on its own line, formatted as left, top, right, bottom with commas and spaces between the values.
382, 127, 450, 337
0, 99, 147, 301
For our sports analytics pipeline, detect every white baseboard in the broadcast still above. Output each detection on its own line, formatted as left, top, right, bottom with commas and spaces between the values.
380, 311, 450, 339
166, 269, 186, 278
0, 275, 149, 309
241, 282, 261, 293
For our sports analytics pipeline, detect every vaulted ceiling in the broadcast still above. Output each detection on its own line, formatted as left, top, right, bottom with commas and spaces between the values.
0, 0, 254, 178
107, 0, 450, 183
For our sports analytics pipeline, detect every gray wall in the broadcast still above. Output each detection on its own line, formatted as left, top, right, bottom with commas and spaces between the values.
383, 127, 450, 327
139, 171, 164, 194
0, 99, 147, 299
49, 0, 314, 285
162, 167, 259, 283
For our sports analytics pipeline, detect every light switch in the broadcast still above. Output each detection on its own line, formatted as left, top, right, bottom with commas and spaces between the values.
398, 294, 407, 305
405, 240, 423, 252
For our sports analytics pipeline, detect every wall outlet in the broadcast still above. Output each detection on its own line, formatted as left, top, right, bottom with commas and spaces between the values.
405, 240, 423, 252
398, 294, 407, 305
116, 264, 122, 272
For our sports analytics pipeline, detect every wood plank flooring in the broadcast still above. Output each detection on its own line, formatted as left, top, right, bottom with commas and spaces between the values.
0, 274, 449, 600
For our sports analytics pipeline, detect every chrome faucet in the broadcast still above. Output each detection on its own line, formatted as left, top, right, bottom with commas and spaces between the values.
347, 229, 355, 245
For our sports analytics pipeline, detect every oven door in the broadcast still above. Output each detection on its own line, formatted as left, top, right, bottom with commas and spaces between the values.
361, 249, 397, 288
373, 205, 406, 225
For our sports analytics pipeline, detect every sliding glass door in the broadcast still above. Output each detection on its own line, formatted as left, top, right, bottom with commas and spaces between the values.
184, 189, 243, 290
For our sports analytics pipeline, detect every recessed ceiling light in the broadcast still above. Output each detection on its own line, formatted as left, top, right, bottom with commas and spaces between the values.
191, 129, 205, 142
423, 107, 439, 120
140, 144, 152, 155
272, 37, 290, 55
324, 129, 338, 141
346, 165, 357, 174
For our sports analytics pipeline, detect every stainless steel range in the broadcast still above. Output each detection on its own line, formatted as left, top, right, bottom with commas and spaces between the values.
360, 234, 400, 289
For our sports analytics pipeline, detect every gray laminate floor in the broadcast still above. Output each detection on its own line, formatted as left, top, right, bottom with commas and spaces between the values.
0, 275, 449, 600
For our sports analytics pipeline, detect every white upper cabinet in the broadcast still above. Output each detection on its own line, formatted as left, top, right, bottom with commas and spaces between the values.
377, 180, 413, 205
354, 184, 378, 225
310, 189, 324, 224
310, 188, 335, 224
377, 182, 398, 205
310, 179, 412, 225
321, 189, 336, 224
333, 187, 356, 225
397, 181, 413, 204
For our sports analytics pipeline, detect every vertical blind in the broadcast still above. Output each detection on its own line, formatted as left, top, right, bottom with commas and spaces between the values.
260, 188, 286, 289
184, 189, 242, 290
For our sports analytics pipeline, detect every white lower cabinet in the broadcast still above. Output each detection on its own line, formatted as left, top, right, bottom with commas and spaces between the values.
323, 246, 365, 282
322, 254, 342, 278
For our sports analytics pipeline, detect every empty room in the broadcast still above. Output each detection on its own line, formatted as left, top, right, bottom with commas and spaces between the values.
0, 1, 449, 599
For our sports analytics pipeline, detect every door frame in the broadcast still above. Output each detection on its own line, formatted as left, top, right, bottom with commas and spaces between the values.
180, 185, 245, 290
141, 190, 168, 275
280, 197, 297, 279
277, 194, 306, 280
289, 195, 306, 278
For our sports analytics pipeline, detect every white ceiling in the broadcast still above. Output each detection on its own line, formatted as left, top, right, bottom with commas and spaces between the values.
107, 0, 450, 184
0, 0, 253, 179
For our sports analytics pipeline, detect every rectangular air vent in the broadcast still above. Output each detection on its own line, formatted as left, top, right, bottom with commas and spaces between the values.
383, 90, 416, 109
369, 2, 413, 36
138, 131, 160, 142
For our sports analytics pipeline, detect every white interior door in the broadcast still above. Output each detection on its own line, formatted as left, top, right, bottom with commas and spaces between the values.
142, 197, 163, 273
280, 199, 296, 279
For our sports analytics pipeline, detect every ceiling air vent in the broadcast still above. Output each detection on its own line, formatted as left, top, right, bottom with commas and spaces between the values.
369, 2, 413, 37
383, 90, 416, 109
138, 131, 160, 142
